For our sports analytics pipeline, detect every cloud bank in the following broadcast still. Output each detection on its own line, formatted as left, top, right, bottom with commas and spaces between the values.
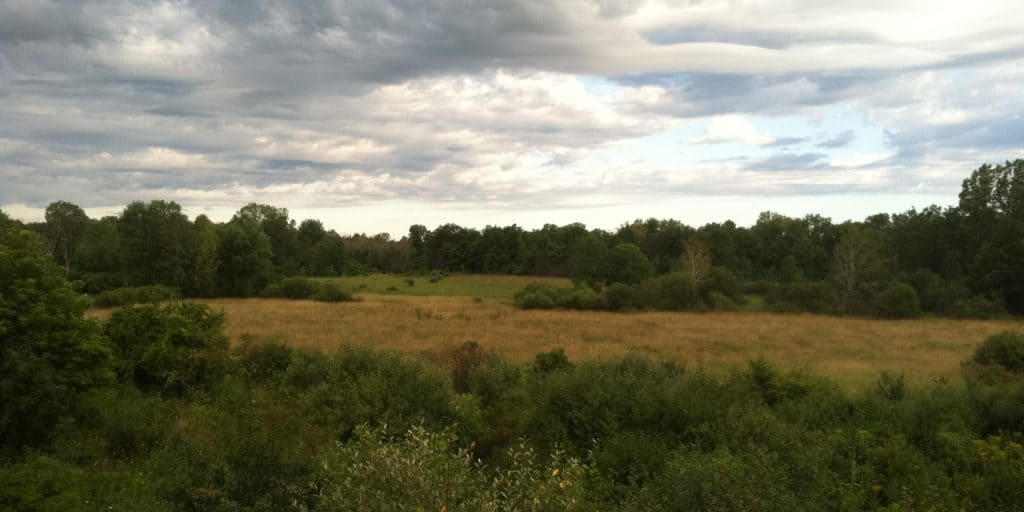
2, 0, 1023, 231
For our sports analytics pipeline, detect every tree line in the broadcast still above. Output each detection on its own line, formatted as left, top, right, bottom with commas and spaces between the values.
3, 224, 1024, 509
3, 159, 1022, 315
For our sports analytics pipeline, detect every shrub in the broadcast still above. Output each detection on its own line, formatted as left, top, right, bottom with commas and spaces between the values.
601, 283, 638, 311
312, 282, 355, 302
263, 277, 355, 302
514, 282, 563, 310
767, 281, 838, 314
561, 286, 603, 310
707, 266, 742, 300
873, 282, 923, 318
952, 294, 1006, 319
262, 276, 320, 299
102, 302, 231, 395
450, 341, 488, 393
91, 285, 181, 308
313, 426, 585, 511
533, 348, 574, 375
654, 272, 699, 311
971, 331, 1024, 374
237, 336, 295, 381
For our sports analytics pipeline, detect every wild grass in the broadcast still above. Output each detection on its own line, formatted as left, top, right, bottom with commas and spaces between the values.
90, 293, 1023, 389
317, 274, 570, 300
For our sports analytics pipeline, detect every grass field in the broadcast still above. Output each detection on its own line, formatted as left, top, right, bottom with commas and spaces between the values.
107, 294, 1019, 389
86, 274, 1024, 388
317, 274, 569, 300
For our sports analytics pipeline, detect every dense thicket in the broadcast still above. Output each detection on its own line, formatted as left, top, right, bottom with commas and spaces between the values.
2, 227, 1024, 510
6, 159, 1024, 317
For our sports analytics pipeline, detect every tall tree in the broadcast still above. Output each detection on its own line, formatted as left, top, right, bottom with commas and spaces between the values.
44, 201, 89, 278
189, 215, 220, 297
0, 229, 111, 456
830, 226, 892, 312
118, 200, 192, 290
216, 221, 274, 296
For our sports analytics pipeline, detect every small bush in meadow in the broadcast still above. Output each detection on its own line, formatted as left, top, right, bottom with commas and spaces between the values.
91, 285, 181, 307
873, 282, 923, 318
971, 331, 1024, 374
313, 281, 355, 302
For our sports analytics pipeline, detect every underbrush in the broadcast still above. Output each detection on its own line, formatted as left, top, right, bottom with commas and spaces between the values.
4, 303, 1024, 510
262, 277, 356, 302
90, 285, 181, 308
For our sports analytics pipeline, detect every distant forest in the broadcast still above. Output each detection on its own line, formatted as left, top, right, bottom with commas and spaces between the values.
3, 159, 1022, 316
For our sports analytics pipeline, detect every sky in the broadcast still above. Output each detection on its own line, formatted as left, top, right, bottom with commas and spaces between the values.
2, 0, 1023, 236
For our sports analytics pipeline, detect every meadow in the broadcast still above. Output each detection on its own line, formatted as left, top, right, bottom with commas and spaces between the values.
89, 274, 1024, 389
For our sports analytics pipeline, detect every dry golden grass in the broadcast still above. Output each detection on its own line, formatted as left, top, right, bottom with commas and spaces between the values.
89, 295, 1023, 389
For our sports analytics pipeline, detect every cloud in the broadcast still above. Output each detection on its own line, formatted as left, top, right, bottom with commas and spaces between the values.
1, 0, 1023, 222
691, 115, 776, 146
817, 130, 856, 149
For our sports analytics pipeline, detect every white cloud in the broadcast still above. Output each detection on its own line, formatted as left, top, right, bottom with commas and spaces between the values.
691, 115, 776, 146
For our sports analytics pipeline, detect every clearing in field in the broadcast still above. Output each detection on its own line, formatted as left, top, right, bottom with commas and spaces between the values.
180, 293, 1021, 389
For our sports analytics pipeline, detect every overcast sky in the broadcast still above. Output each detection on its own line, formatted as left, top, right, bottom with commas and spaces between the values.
2, 0, 1023, 235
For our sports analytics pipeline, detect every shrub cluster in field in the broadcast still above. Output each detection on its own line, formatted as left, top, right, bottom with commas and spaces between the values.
515, 270, 741, 312
262, 276, 355, 302
90, 285, 181, 307
5, 225, 1024, 510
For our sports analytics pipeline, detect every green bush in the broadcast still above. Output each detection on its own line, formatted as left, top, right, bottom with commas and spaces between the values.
102, 302, 231, 395
313, 426, 586, 512
601, 282, 638, 311
654, 272, 699, 311
952, 294, 1007, 319
874, 282, 923, 318
514, 282, 562, 309
971, 331, 1024, 373
262, 276, 320, 299
767, 280, 838, 314
90, 285, 181, 308
312, 281, 355, 302
263, 277, 355, 302
237, 336, 295, 381
561, 286, 603, 310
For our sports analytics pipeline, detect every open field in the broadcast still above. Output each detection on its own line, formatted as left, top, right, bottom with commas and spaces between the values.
90, 293, 1024, 389
317, 274, 570, 300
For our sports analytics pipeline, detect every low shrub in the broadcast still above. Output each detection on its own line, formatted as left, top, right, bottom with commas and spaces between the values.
263, 277, 355, 302
312, 282, 355, 302
262, 277, 319, 299
91, 285, 180, 308
766, 281, 838, 314
951, 294, 1006, 319
873, 282, 923, 319
971, 331, 1024, 373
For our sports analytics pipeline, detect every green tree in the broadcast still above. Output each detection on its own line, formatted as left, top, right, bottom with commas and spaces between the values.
606, 243, 655, 285
567, 233, 609, 287
188, 215, 220, 297
44, 201, 90, 279
233, 203, 299, 275
831, 226, 892, 313
217, 221, 274, 296
118, 200, 192, 290
0, 229, 111, 456
74, 216, 124, 293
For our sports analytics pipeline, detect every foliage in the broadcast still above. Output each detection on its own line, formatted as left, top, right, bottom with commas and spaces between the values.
971, 331, 1024, 374
90, 285, 181, 308
0, 229, 111, 457
102, 302, 231, 395
873, 282, 923, 319
606, 243, 656, 285
313, 426, 585, 512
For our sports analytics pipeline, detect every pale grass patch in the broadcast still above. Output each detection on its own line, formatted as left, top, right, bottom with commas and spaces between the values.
89, 295, 1023, 389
